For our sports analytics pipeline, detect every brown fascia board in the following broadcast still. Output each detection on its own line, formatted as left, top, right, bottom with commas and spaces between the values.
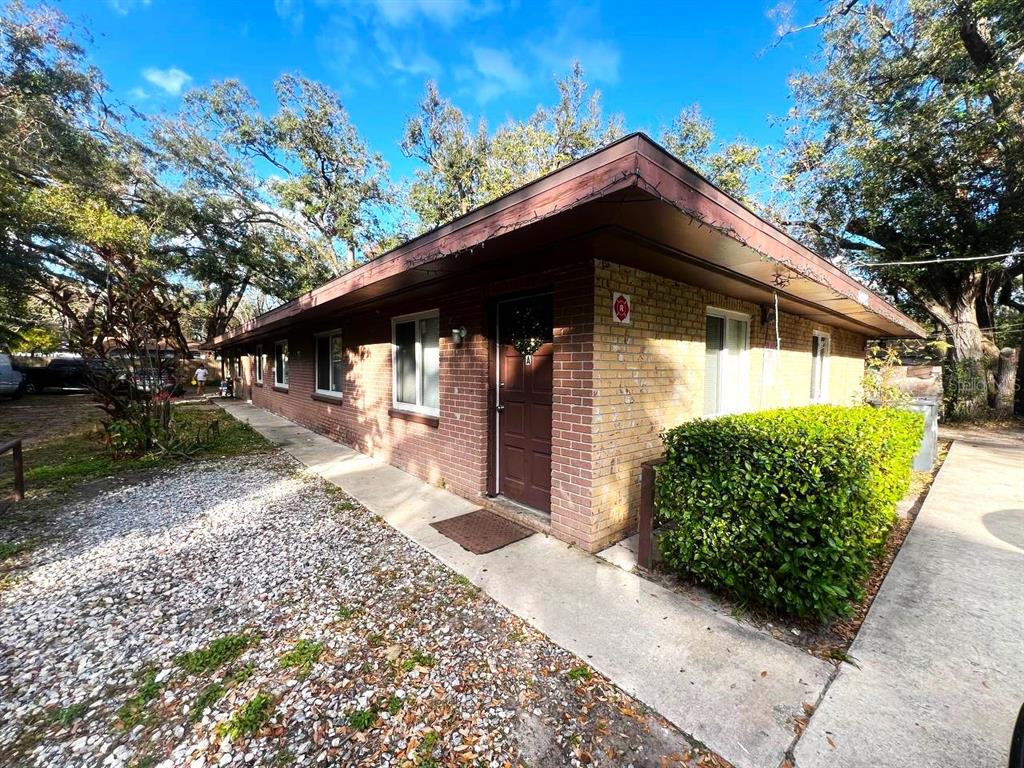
214, 133, 924, 347
211, 134, 645, 347
628, 138, 926, 337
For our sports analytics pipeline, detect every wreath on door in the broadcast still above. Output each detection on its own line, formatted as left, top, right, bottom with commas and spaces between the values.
507, 298, 552, 358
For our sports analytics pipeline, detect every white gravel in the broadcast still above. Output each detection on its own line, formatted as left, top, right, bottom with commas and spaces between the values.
0, 453, 707, 768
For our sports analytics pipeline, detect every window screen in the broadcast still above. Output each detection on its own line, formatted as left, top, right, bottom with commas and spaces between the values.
704, 315, 724, 415
393, 312, 440, 414
274, 341, 288, 386
704, 312, 749, 415
394, 320, 417, 406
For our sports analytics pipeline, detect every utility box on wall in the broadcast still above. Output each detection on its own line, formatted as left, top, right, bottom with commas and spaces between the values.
906, 397, 940, 471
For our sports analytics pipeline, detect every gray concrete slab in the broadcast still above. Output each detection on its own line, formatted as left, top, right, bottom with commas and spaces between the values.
219, 401, 833, 768
795, 430, 1024, 768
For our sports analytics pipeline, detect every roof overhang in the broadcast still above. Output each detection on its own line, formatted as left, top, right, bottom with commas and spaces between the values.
213, 133, 925, 347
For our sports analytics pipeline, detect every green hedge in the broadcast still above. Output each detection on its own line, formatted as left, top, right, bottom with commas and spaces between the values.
656, 405, 923, 621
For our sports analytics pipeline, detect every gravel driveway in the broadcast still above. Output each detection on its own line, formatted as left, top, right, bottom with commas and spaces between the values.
0, 452, 718, 767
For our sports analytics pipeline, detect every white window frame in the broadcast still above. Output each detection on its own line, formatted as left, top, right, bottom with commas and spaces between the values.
314, 329, 344, 398
274, 340, 288, 389
254, 345, 263, 384
391, 309, 440, 417
811, 330, 832, 403
704, 307, 751, 416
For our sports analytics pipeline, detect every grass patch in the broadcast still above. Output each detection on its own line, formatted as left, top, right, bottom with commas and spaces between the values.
4, 406, 271, 500
279, 639, 324, 677
171, 407, 272, 458
176, 633, 258, 675
0, 540, 34, 562
117, 667, 163, 729
420, 731, 439, 750
401, 650, 436, 673
335, 605, 360, 621
190, 682, 225, 723
227, 662, 255, 685
347, 707, 378, 731
367, 633, 385, 648
385, 694, 403, 715
47, 700, 90, 726
453, 574, 479, 593
566, 665, 592, 683
218, 691, 274, 739
188, 661, 256, 723
828, 648, 861, 668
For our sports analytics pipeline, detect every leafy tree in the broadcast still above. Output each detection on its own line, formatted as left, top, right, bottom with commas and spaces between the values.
0, 0, 192, 445
401, 81, 490, 229
482, 62, 623, 202
660, 105, 763, 201
156, 74, 395, 292
402, 63, 622, 230
9, 321, 59, 355
272, 75, 394, 269
0, 0, 112, 348
779, 0, 1024, 416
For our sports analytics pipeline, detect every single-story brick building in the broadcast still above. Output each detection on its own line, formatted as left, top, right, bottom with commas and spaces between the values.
214, 133, 925, 553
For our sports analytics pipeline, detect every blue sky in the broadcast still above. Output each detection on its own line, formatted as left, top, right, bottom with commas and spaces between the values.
63, 0, 822, 181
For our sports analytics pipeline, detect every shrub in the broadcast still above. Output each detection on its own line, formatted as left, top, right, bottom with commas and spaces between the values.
656, 405, 923, 621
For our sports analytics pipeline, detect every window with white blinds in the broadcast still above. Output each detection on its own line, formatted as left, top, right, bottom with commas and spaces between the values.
704, 309, 750, 416
391, 310, 440, 416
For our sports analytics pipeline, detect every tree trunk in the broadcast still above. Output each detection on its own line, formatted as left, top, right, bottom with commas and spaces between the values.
1016, 346, 1024, 417
994, 347, 1018, 414
933, 298, 989, 420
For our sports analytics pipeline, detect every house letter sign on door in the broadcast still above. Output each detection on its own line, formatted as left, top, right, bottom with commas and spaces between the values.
612, 292, 632, 324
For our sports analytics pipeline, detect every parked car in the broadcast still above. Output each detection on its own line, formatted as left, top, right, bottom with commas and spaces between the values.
17, 358, 105, 393
0, 353, 25, 399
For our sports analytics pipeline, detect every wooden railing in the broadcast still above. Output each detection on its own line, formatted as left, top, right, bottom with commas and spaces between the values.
636, 456, 665, 571
1, 438, 24, 502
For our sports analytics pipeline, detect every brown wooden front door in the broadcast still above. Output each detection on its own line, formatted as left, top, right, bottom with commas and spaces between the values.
496, 294, 554, 513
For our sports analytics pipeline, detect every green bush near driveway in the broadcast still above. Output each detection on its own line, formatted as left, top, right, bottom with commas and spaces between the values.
656, 405, 923, 622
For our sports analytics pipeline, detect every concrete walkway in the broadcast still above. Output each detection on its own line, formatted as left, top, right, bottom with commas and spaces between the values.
795, 428, 1024, 768
220, 401, 832, 768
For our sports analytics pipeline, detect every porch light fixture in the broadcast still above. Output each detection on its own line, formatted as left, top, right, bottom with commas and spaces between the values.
451, 326, 467, 345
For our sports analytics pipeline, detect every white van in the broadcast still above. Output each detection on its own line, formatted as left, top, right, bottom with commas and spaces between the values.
0, 353, 25, 398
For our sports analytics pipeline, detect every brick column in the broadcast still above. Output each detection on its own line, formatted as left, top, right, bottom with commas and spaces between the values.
549, 261, 598, 550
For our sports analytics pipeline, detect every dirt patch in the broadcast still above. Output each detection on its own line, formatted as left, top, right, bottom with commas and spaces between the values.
0, 393, 102, 445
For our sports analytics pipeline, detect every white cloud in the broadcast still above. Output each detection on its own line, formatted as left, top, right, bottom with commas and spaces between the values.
128, 86, 150, 101
142, 67, 192, 96
274, 0, 304, 31
465, 46, 529, 102
373, 28, 441, 77
528, 11, 621, 85
108, 0, 151, 15
367, 0, 499, 28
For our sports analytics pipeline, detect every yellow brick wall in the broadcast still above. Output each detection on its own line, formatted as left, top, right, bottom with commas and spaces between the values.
590, 260, 867, 550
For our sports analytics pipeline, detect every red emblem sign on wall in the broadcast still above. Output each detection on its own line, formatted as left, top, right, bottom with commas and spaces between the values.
612, 292, 632, 324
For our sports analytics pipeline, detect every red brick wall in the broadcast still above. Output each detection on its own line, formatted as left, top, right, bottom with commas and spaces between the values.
232, 259, 596, 548
229, 255, 871, 554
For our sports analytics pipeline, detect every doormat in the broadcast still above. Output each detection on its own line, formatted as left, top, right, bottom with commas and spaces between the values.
430, 509, 534, 554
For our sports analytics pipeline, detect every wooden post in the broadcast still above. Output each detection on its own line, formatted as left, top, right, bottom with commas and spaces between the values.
12, 440, 23, 502
637, 457, 664, 571
2, 439, 25, 502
